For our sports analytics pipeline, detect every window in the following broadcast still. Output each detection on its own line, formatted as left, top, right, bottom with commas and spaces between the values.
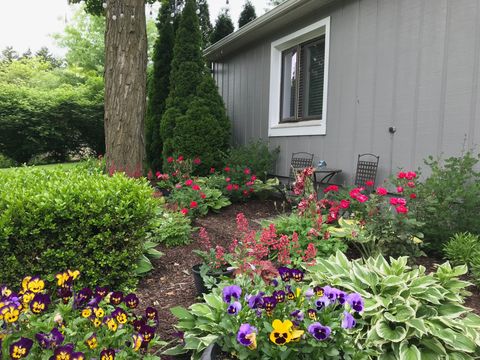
269, 18, 330, 137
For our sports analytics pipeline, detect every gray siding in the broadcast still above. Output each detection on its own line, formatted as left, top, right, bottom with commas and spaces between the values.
212, 0, 480, 184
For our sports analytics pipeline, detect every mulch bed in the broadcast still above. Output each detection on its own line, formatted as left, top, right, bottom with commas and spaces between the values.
136, 198, 480, 358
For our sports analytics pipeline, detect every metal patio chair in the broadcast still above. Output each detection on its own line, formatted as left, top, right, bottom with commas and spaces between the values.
354, 153, 380, 189
287, 152, 315, 189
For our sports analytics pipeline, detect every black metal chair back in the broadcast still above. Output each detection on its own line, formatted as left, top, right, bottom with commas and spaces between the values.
354, 153, 380, 188
288, 152, 314, 187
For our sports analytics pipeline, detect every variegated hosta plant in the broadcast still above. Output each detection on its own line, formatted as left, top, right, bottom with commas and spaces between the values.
308, 251, 480, 359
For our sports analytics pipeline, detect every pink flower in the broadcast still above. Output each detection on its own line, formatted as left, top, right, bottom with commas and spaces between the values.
210, 167, 215, 174
172, 170, 179, 177
180, 208, 189, 215
340, 199, 350, 209
410, 193, 417, 199
397, 198, 407, 206
175, 184, 182, 189
167, 156, 174, 163
242, 190, 249, 196
356, 194, 368, 203
397, 171, 406, 179
233, 184, 239, 191
185, 179, 193, 187
190, 201, 198, 209
192, 184, 201, 191
407, 181, 415, 188
177, 155, 184, 162
200, 193, 206, 199
365, 180, 374, 187
226, 184, 233, 191
307, 228, 319, 237
390, 197, 398, 205
396, 205, 408, 214
406, 171, 417, 180
225, 177, 231, 183
323, 185, 339, 193
397, 186, 404, 193
155, 171, 161, 179
193, 157, 201, 165
376, 187, 388, 196
244, 168, 251, 175
224, 166, 230, 172
245, 181, 254, 186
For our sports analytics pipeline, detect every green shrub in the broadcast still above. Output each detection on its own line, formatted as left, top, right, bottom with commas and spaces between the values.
0, 153, 16, 168
414, 152, 480, 252
225, 140, 280, 181
444, 232, 480, 286
0, 167, 158, 289
269, 213, 348, 258
309, 251, 480, 358
148, 208, 194, 247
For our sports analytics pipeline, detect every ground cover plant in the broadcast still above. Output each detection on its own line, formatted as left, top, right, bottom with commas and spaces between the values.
444, 232, 480, 286
310, 251, 480, 358
0, 166, 159, 289
0, 270, 163, 359
166, 267, 365, 359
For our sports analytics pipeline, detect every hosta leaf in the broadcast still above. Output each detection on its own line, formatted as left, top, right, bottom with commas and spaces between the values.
399, 342, 421, 360
384, 305, 415, 323
382, 275, 405, 288
375, 320, 407, 342
170, 306, 195, 321
420, 338, 447, 355
437, 303, 468, 318
405, 318, 428, 335
353, 262, 379, 289
190, 303, 215, 320
203, 292, 223, 310
462, 313, 480, 328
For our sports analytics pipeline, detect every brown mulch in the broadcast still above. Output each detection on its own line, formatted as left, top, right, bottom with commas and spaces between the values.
136, 198, 480, 357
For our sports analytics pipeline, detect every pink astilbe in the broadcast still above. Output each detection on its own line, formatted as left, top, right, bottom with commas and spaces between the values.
303, 243, 317, 265
236, 213, 249, 233
215, 246, 226, 268
198, 227, 211, 251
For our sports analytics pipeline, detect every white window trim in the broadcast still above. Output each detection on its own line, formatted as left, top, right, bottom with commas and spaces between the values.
268, 17, 330, 137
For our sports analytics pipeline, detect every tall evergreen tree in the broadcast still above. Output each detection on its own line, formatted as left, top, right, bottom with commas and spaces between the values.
238, 1, 257, 28
160, 0, 230, 173
146, 0, 175, 171
197, 0, 213, 48
210, 9, 234, 44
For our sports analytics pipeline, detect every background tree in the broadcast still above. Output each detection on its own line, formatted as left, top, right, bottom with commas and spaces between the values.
238, 1, 256, 28
68, 0, 150, 176
0, 47, 19, 63
35, 47, 63, 68
146, 0, 175, 171
210, 9, 234, 44
197, 0, 212, 48
161, 0, 230, 173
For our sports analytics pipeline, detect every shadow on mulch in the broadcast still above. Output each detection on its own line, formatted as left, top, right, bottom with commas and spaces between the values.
136, 198, 480, 358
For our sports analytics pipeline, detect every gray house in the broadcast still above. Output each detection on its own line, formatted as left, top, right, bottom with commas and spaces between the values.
205, 0, 480, 184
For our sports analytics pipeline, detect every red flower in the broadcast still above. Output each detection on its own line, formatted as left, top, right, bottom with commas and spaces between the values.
192, 184, 201, 191
226, 184, 233, 191
396, 205, 408, 214
410, 193, 417, 199
397, 171, 406, 179
190, 201, 198, 209
224, 166, 230, 172
177, 155, 184, 162
155, 171, 161, 179
390, 197, 398, 205
180, 208, 189, 215
167, 157, 174, 163
226, 177, 231, 183
244, 168, 251, 175
193, 157, 201, 165
185, 179, 193, 187
200, 193, 206, 199
233, 184, 239, 191
356, 194, 368, 203
340, 199, 350, 209
210, 167, 215, 174
251, 175, 257, 181
406, 171, 417, 180
365, 180, 374, 187
407, 181, 415, 188
243, 190, 249, 196
323, 185, 339, 193
376, 187, 388, 196
397, 186, 404, 193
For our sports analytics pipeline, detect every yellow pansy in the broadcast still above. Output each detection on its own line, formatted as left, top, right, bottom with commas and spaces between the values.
1, 306, 20, 323
106, 318, 117, 332
81, 308, 92, 318
27, 277, 45, 293
94, 307, 105, 318
21, 276, 32, 292
68, 270, 80, 280
92, 318, 102, 327
269, 319, 303, 345
56, 272, 69, 287
85, 335, 98, 349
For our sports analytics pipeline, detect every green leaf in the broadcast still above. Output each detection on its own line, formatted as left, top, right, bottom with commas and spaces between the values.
384, 305, 415, 323
420, 338, 447, 355
203, 292, 223, 310
170, 306, 195, 320
437, 303, 468, 318
399, 342, 421, 360
405, 318, 428, 335
375, 320, 407, 342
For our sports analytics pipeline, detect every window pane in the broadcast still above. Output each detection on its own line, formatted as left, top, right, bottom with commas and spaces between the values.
281, 48, 297, 120
303, 39, 325, 118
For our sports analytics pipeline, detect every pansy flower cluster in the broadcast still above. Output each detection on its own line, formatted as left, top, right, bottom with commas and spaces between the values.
0, 271, 162, 359
218, 267, 363, 357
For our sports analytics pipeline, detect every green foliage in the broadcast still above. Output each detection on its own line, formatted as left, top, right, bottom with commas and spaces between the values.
270, 213, 348, 258
146, 0, 175, 171
148, 207, 194, 247
0, 167, 159, 289
0, 274, 163, 358
197, 0, 213, 48
0, 58, 104, 163
238, 1, 257, 28
444, 232, 480, 286
166, 274, 364, 359
225, 140, 280, 181
0, 154, 16, 168
309, 251, 480, 358
210, 9, 234, 44
414, 152, 480, 252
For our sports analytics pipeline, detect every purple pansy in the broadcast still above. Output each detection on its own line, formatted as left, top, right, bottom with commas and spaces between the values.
222, 285, 242, 303
307, 308, 317, 320
237, 323, 257, 347
305, 288, 314, 299
146, 306, 159, 321
308, 322, 331, 341
347, 293, 364, 312
35, 327, 64, 349
246, 293, 264, 309
95, 286, 108, 298
262, 296, 277, 312
76, 287, 93, 304
227, 301, 242, 315
290, 268, 304, 282
100, 349, 116, 359
342, 311, 356, 329
124, 293, 139, 309
278, 267, 291, 282
53, 344, 74, 359
30, 293, 51, 314
10, 337, 33, 359
140, 324, 156, 343
273, 290, 285, 303
315, 296, 330, 310
110, 291, 124, 305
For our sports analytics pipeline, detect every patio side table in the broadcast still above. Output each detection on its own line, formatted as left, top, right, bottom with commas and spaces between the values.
313, 168, 342, 191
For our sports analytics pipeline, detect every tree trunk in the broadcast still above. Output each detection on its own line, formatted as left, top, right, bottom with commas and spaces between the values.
104, 0, 147, 177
